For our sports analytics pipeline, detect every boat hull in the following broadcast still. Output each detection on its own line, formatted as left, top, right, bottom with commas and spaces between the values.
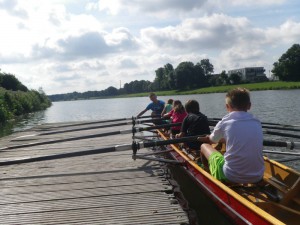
157, 130, 285, 225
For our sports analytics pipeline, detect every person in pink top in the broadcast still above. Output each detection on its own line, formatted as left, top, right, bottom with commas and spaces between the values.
163, 100, 187, 137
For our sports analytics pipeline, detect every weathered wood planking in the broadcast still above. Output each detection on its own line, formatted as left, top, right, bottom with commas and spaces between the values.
0, 122, 189, 225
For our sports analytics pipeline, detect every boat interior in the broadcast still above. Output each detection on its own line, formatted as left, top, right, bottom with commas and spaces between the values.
159, 130, 300, 225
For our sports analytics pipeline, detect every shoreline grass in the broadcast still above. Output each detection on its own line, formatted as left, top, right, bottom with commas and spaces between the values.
120, 81, 300, 98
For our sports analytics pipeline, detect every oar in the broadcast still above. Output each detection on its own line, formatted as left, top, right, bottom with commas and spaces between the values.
263, 139, 300, 150
0, 135, 203, 166
209, 118, 300, 132
13, 118, 165, 139
277, 157, 300, 163
38, 117, 164, 136
261, 125, 300, 132
35, 115, 155, 130
1, 129, 133, 151
264, 130, 300, 139
2, 123, 182, 150
263, 150, 300, 156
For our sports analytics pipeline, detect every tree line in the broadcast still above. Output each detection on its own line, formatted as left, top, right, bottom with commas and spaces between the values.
48, 43, 300, 101
0, 71, 52, 123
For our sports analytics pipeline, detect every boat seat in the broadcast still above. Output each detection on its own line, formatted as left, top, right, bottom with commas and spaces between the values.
280, 177, 300, 206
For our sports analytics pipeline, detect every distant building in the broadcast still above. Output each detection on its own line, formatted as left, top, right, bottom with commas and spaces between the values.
228, 67, 268, 82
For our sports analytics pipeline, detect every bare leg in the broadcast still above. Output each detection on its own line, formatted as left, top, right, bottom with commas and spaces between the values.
200, 144, 218, 170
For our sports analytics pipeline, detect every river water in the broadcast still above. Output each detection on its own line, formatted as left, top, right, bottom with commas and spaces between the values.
2, 89, 300, 168
1, 89, 299, 225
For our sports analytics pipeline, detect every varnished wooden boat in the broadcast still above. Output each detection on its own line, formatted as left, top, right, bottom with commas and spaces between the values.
157, 129, 300, 225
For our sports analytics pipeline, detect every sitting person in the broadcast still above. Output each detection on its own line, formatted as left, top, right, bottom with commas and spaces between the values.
199, 87, 264, 184
175, 100, 210, 153
161, 99, 174, 116
162, 100, 187, 136
161, 99, 174, 124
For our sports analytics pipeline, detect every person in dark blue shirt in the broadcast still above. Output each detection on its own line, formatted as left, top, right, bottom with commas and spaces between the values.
137, 92, 165, 118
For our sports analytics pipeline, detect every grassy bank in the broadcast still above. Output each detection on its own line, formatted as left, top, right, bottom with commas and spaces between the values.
122, 81, 300, 97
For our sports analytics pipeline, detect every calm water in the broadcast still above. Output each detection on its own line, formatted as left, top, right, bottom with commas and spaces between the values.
1, 89, 299, 225
3, 89, 299, 169
4, 89, 300, 133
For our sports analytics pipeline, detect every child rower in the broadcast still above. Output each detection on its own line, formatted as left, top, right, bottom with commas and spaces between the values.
175, 100, 210, 153
162, 100, 187, 137
199, 87, 264, 183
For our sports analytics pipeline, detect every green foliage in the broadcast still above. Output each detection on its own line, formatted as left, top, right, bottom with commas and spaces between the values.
272, 44, 300, 81
0, 74, 52, 123
124, 81, 300, 97
200, 59, 214, 76
0, 72, 28, 91
229, 73, 242, 84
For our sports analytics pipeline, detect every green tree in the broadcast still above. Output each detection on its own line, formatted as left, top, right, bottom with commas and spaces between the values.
0, 73, 28, 91
272, 44, 300, 81
229, 73, 242, 84
194, 63, 208, 87
175, 62, 195, 89
153, 67, 164, 90
200, 59, 214, 76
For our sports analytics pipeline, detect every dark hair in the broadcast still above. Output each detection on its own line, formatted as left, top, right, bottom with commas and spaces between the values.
185, 100, 200, 114
167, 99, 173, 104
149, 92, 156, 98
173, 100, 185, 113
226, 87, 250, 110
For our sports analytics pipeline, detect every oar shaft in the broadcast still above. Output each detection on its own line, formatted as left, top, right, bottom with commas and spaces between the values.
0, 143, 133, 166
138, 135, 202, 148
277, 157, 300, 163
209, 118, 300, 130
263, 139, 300, 150
264, 131, 300, 139
263, 150, 300, 156
134, 122, 182, 132
262, 125, 300, 132
39, 115, 154, 129
39, 118, 163, 136
0, 130, 132, 150
40, 121, 132, 136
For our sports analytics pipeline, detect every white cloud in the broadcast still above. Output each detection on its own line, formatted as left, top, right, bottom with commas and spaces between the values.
0, 0, 299, 95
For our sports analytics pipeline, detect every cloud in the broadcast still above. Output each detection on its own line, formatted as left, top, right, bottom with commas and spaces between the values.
118, 58, 138, 68
266, 20, 300, 44
30, 29, 140, 61
229, 0, 286, 6
141, 14, 265, 52
0, 0, 28, 18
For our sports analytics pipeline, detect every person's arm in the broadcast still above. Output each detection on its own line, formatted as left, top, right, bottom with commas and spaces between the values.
137, 109, 147, 118
175, 132, 185, 138
197, 135, 215, 144
161, 105, 167, 117
198, 121, 223, 144
162, 109, 173, 118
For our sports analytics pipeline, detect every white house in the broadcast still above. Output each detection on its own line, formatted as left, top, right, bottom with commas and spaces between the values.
228, 67, 268, 82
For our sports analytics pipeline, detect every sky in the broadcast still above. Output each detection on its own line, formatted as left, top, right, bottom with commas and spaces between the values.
0, 0, 300, 95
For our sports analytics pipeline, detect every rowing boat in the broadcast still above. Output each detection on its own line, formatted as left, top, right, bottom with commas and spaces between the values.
157, 129, 300, 225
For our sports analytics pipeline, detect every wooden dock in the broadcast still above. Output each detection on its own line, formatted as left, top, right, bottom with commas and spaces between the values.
0, 120, 190, 224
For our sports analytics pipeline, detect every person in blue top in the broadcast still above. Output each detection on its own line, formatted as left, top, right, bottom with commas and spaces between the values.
137, 92, 165, 119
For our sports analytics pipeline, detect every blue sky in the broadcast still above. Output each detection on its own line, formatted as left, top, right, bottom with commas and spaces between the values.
0, 0, 299, 95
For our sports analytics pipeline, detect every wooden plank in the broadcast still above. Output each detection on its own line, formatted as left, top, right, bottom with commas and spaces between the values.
0, 122, 189, 224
